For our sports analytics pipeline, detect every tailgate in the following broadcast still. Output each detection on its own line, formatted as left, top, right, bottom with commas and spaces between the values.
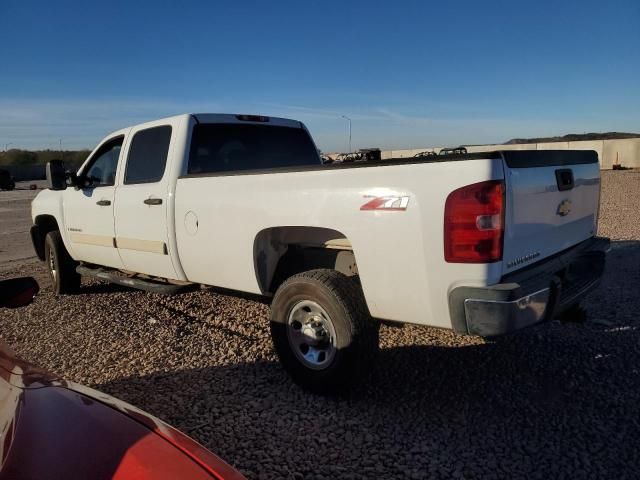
501, 150, 600, 274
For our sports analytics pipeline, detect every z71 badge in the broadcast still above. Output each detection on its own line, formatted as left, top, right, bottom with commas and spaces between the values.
360, 195, 410, 211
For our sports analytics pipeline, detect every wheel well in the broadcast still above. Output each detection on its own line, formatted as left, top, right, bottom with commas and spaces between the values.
33, 215, 59, 260
254, 227, 358, 294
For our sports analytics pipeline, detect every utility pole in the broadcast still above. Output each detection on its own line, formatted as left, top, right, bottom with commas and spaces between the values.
341, 115, 352, 153
59, 138, 64, 160
4, 143, 12, 151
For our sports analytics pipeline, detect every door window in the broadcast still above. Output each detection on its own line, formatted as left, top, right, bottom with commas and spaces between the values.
124, 126, 172, 184
83, 137, 123, 187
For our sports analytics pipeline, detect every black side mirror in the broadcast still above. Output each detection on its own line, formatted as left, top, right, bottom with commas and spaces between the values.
46, 160, 67, 190
0, 277, 39, 308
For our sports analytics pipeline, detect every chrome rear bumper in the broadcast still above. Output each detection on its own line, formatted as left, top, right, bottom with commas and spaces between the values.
464, 287, 551, 336
449, 236, 609, 337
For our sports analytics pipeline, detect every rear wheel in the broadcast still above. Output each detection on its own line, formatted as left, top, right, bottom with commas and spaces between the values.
45, 231, 80, 294
270, 269, 379, 394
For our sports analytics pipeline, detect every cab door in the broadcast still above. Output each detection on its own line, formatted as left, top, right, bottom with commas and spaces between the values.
62, 135, 125, 269
114, 123, 178, 279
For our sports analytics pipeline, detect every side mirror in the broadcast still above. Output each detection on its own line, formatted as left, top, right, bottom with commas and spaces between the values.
0, 277, 39, 308
46, 160, 67, 190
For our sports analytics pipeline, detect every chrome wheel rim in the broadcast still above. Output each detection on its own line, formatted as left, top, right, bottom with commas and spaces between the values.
287, 300, 336, 370
48, 249, 57, 282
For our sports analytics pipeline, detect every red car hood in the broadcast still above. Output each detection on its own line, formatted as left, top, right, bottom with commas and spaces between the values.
0, 340, 244, 480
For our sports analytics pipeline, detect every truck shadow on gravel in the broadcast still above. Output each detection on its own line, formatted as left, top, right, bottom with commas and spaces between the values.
93, 241, 640, 478
76, 281, 133, 295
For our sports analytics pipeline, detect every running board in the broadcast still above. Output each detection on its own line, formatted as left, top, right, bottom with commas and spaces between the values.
76, 265, 193, 295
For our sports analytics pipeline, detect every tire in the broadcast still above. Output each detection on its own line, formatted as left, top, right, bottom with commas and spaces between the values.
270, 269, 379, 394
45, 230, 80, 294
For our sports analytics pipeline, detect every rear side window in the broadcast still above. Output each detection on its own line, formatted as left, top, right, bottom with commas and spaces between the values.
124, 126, 172, 184
188, 124, 319, 174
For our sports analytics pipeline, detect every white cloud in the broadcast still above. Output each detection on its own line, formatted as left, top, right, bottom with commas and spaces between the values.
1, 97, 630, 153
0, 98, 222, 150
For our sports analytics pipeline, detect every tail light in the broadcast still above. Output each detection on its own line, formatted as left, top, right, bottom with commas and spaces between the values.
444, 180, 504, 263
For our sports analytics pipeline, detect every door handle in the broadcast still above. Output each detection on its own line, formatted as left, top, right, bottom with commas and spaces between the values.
144, 198, 163, 206
96, 199, 111, 206
555, 169, 574, 191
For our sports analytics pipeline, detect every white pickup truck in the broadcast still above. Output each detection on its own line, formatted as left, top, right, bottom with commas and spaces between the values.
31, 113, 609, 392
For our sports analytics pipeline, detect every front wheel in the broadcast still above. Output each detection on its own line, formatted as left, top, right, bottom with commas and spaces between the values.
270, 269, 379, 394
45, 230, 80, 294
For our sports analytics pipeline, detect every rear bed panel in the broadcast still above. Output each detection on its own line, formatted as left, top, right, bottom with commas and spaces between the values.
175, 156, 505, 329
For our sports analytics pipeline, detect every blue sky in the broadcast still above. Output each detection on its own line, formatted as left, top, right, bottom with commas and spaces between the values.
1, 0, 638, 152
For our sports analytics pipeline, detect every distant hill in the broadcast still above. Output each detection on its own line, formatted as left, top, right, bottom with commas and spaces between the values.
505, 132, 640, 145
0, 149, 90, 168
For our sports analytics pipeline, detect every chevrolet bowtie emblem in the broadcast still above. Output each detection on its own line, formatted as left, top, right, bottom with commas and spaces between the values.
557, 199, 572, 217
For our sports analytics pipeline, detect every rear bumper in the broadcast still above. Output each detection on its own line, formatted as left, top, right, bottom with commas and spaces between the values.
449, 236, 610, 337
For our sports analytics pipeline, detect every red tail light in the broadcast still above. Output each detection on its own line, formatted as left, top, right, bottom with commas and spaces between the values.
444, 180, 504, 263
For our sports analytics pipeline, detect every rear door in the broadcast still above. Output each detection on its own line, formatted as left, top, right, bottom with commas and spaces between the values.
114, 123, 178, 279
502, 150, 600, 274
63, 135, 125, 269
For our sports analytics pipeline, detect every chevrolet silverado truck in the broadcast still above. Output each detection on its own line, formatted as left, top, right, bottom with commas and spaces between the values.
31, 113, 609, 393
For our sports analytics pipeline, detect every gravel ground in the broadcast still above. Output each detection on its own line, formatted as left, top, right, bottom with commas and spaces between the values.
1, 170, 639, 479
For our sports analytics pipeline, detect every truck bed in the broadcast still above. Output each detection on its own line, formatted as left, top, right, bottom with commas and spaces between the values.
180, 149, 597, 177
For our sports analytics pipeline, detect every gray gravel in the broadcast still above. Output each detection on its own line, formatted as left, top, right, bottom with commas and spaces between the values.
1, 170, 639, 479
597, 170, 640, 240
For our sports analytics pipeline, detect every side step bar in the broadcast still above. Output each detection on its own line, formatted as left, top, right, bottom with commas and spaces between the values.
76, 265, 194, 295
